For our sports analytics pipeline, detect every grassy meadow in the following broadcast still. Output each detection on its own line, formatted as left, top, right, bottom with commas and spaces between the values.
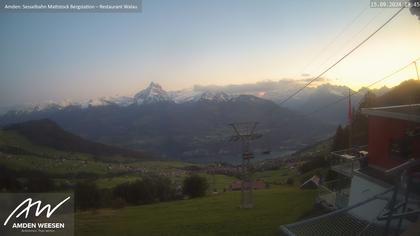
1, 128, 319, 236
76, 186, 316, 236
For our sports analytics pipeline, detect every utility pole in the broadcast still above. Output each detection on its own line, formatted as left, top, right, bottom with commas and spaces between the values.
414, 61, 420, 80
229, 122, 262, 208
348, 89, 352, 150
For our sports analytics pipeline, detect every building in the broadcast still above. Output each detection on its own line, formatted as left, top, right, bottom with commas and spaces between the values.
281, 104, 420, 236
300, 175, 321, 190
363, 104, 420, 169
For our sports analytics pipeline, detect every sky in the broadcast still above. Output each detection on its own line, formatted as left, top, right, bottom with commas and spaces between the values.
1, 0, 420, 107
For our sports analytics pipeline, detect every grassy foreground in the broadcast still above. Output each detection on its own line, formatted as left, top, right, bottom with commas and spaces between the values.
76, 186, 316, 236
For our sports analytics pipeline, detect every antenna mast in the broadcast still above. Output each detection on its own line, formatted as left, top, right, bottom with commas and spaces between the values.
414, 60, 420, 80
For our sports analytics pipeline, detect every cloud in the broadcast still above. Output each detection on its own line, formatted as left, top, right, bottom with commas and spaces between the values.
298, 77, 332, 87
192, 78, 332, 95
299, 77, 329, 83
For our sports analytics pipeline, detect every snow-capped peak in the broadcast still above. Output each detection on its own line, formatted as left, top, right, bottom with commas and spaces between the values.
197, 91, 231, 102
169, 89, 233, 103
134, 82, 172, 105
84, 96, 134, 107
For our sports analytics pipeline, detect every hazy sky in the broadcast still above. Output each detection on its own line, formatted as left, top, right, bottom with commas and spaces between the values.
1, 0, 420, 106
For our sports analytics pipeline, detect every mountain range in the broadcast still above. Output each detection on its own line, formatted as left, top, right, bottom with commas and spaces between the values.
0, 80, 399, 163
1, 80, 389, 125
0, 83, 338, 162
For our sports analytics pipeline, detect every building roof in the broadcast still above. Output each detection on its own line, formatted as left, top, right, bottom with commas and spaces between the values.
229, 180, 266, 190
299, 175, 320, 189
361, 104, 420, 123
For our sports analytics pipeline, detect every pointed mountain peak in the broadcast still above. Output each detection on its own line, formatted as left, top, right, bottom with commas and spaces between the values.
134, 82, 172, 105
148, 81, 162, 89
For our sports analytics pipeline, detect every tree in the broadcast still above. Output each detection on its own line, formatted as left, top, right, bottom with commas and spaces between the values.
113, 176, 175, 205
0, 166, 21, 192
359, 91, 377, 109
75, 182, 101, 210
25, 174, 55, 192
182, 175, 209, 198
286, 177, 294, 185
298, 155, 329, 174
348, 91, 377, 146
332, 125, 349, 151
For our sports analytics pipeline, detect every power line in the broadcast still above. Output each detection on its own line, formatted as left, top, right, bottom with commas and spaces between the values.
315, 8, 385, 74
278, 6, 406, 106
292, 8, 385, 110
301, 5, 369, 74
306, 58, 420, 116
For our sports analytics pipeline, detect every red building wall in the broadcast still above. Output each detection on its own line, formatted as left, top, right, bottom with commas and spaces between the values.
368, 116, 420, 170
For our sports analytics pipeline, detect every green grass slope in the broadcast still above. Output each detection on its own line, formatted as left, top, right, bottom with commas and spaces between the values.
0, 128, 192, 177
0, 129, 107, 174
77, 186, 316, 236
3, 119, 149, 161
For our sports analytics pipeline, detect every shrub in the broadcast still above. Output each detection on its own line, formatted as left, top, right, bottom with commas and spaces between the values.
182, 175, 209, 198
75, 182, 101, 210
298, 156, 328, 174
286, 177, 294, 185
110, 197, 126, 209
113, 176, 175, 205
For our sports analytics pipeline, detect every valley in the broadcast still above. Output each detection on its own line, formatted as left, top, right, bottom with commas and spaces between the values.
0, 83, 337, 163
0, 80, 418, 236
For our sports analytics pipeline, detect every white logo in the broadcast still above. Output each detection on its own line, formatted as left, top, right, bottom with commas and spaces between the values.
3, 197, 71, 226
